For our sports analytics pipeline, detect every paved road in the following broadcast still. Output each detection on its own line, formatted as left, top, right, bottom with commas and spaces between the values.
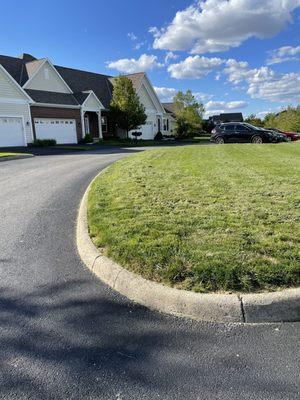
0, 149, 299, 400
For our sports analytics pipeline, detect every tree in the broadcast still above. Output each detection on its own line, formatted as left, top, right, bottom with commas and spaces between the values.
244, 114, 264, 127
263, 106, 300, 132
173, 90, 204, 138
263, 112, 277, 128
110, 75, 147, 138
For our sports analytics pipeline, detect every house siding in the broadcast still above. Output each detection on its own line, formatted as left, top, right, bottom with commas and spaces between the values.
30, 106, 82, 142
25, 61, 72, 93
0, 67, 24, 99
138, 84, 157, 112
0, 66, 33, 144
83, 94, 101, 110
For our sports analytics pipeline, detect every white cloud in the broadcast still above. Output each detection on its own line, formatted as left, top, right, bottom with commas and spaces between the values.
154, 86, 178, 102
167, 55, 224, 79
164, 51, 178, 64
106, 54, 163, 73
248, 72, 300, 102
267, 45, 300, 64
154, 86, 211, 103
223, 58, 300, 102
205, 100, 247, 110
133, 42, 146, 50
151, 0, 300, 54
256, 110, 271, 118
204, 109, 225, 118
127, 32, 138, 41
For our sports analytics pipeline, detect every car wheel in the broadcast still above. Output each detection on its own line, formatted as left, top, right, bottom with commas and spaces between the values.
215, 136, 225, 144
252, 135, 263, 144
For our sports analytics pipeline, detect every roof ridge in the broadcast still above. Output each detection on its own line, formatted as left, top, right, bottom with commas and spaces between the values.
55, 64, 113, 78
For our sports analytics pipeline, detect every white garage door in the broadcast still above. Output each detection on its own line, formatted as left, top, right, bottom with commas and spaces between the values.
0, 117, 25, 147
130, 121, 153, 140
34, 118, 77, 144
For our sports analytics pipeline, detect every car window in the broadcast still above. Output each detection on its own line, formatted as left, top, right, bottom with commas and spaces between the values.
243, 123, 261, 130
236, 124, 250, 131
224, 124, 235, 131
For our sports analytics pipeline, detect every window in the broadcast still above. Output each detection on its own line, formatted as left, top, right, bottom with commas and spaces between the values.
101, 116, 107, 133
84, 115, 90, 134
163, 119, 167, 131
236, 124, 250, 132
167, 119, 169, 131
224, 124, 235, 131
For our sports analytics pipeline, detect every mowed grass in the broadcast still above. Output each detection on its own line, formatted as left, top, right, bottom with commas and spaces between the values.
88, 143, 300, 293
0, 152, 30, 158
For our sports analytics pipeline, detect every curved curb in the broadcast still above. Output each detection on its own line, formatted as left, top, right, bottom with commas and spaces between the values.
77, 169, 300, 323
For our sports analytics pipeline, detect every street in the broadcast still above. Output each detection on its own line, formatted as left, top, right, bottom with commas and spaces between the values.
0, 149, 299, 400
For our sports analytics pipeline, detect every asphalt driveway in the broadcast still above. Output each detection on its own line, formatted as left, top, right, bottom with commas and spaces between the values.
0, 149, 299, 400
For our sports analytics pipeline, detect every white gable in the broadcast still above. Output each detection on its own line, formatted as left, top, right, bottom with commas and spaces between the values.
137, 76, 165, 114
138, 84, 157, 112
24, 60, 72, 93
0, 65, 31, 101
82, 92, 103, 110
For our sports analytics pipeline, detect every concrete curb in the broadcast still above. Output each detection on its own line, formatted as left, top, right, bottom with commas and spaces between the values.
77, 169, 300, 323
0, 154, 34, 163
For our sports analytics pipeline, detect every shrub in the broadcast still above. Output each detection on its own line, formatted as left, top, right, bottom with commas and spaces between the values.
80, 133, 93, 143
154, 131, 163, 140
31, 139, 57, 147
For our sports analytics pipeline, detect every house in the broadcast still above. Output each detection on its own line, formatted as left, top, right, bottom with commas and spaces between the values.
0, 53, 167, 147
209, 112, 244, 126
162, 103, 176, 135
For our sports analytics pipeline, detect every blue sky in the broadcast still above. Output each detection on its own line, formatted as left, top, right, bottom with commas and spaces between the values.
1, 0, 299, 118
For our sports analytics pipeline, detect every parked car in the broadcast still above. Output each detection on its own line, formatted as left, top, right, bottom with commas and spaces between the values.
210, 122, 289, 144
266, 128, 300, 142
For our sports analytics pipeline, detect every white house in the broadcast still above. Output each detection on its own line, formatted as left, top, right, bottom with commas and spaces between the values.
0, 52, 171, 147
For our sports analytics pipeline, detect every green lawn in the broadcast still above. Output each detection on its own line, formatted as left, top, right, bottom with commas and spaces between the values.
88, 142, 300, 293
0, 152, 31, 158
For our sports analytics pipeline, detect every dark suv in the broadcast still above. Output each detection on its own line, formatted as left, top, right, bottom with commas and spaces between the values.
210, 122, 288, 144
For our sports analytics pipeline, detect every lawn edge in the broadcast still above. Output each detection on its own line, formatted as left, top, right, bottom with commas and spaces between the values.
0, 154, 34, 162
77, 166, 300, 323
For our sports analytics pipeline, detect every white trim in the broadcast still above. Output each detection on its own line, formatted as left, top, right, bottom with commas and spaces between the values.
140, 74, 165, 114
31, 103, 80, 109
98, 111, 103, 139
0, 114, 28, 146
81, 91, 105, 110
81, 109, 85, 139
0, 97, 30, 105
0, 64, 33, 102
23, 58, 74, 94
27, 103, 34, 142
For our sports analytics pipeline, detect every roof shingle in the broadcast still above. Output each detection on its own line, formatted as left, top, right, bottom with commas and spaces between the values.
25, 89, 79, 106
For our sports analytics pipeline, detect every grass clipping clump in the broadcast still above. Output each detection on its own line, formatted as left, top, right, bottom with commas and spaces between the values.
88, 143, 300, 293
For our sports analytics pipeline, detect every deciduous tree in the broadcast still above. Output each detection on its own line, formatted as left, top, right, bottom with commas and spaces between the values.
110, 76, 147, 138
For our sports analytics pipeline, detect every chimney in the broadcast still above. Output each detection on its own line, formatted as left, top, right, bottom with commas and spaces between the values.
19, 53, 37, 62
